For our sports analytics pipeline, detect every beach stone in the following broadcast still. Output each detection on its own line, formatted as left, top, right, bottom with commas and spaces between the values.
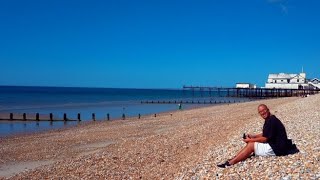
281, 175, 291, 180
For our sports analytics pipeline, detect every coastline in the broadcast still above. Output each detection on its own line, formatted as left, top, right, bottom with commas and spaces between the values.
0, 101, 237, 138
0, 95, 319, 179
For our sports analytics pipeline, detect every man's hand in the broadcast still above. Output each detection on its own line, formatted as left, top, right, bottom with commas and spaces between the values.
246, 134, 254, 138
243, 136, 268, 143
243, 137, 252, 143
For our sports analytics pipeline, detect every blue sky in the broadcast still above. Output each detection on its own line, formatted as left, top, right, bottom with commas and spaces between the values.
0, 0, 319, 88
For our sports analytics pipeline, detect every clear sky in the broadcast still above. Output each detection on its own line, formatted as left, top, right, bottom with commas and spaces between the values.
0, 0, 319, 88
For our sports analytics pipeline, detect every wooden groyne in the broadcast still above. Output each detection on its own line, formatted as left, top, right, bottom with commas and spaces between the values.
141, 100, 242, 104
0, 113, 145, 122
0, 113, 86, 122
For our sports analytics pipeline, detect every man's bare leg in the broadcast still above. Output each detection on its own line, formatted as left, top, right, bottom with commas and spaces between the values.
229, 142, 255, 165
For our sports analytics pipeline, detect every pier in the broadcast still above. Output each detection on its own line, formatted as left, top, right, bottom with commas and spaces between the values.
182, 86, 319, 98
140, 87, 319, 105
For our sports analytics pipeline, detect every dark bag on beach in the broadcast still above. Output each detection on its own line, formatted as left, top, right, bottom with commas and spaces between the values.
287, 139, 299, 155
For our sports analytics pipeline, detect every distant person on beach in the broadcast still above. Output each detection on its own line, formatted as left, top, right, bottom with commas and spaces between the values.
217, 104, 298, 168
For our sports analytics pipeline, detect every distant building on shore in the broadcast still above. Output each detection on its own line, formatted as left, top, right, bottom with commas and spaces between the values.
309, 78, 320, 89
265, 72, 319, 89
236, 83, 256, 89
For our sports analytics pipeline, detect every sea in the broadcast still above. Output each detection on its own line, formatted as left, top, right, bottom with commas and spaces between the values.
0, 86, 250, 137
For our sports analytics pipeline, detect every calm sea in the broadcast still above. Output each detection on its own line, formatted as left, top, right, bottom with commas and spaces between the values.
0, 86, 249, 137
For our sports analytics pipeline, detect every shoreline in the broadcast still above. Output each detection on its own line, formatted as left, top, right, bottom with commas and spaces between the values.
0, 100, 245, 138
0, 95, 319, 179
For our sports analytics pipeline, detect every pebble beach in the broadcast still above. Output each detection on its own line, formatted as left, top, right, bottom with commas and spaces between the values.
0, 94, 319, 179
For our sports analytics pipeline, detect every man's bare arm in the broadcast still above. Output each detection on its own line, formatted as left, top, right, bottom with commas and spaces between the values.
248, 133, 263, 138
244, 136, 267, 143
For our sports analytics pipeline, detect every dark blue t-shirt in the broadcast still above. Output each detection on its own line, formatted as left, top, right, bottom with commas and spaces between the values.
263, 115, 291, 156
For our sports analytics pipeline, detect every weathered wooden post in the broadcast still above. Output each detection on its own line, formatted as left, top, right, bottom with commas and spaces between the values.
63, 113, 67, 121
36, 113, 39, 121
122, 113, 125, 120
50, 113, 53, 121
10, 113, 13, 120
92, 113, 96, 121
138, 114, 141, 119
154, 114, 157, 117
77, 113, 81, 121
107, 113, 110, 120
23, 113, 26, 121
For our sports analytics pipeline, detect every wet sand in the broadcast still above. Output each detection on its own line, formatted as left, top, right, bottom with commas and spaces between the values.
0, 95, 319, 179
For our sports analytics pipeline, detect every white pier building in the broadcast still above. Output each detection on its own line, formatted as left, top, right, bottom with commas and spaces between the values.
265, 72, 308, 89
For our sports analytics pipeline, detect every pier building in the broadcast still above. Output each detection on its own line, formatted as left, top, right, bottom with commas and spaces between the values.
265, 72, 308, 89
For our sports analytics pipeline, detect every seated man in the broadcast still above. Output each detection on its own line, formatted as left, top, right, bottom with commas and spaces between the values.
217, 104, 298, 168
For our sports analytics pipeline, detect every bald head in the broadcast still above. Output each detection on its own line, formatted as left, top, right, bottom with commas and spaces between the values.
258, 104, 271, 119
258, 104, 268, 110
